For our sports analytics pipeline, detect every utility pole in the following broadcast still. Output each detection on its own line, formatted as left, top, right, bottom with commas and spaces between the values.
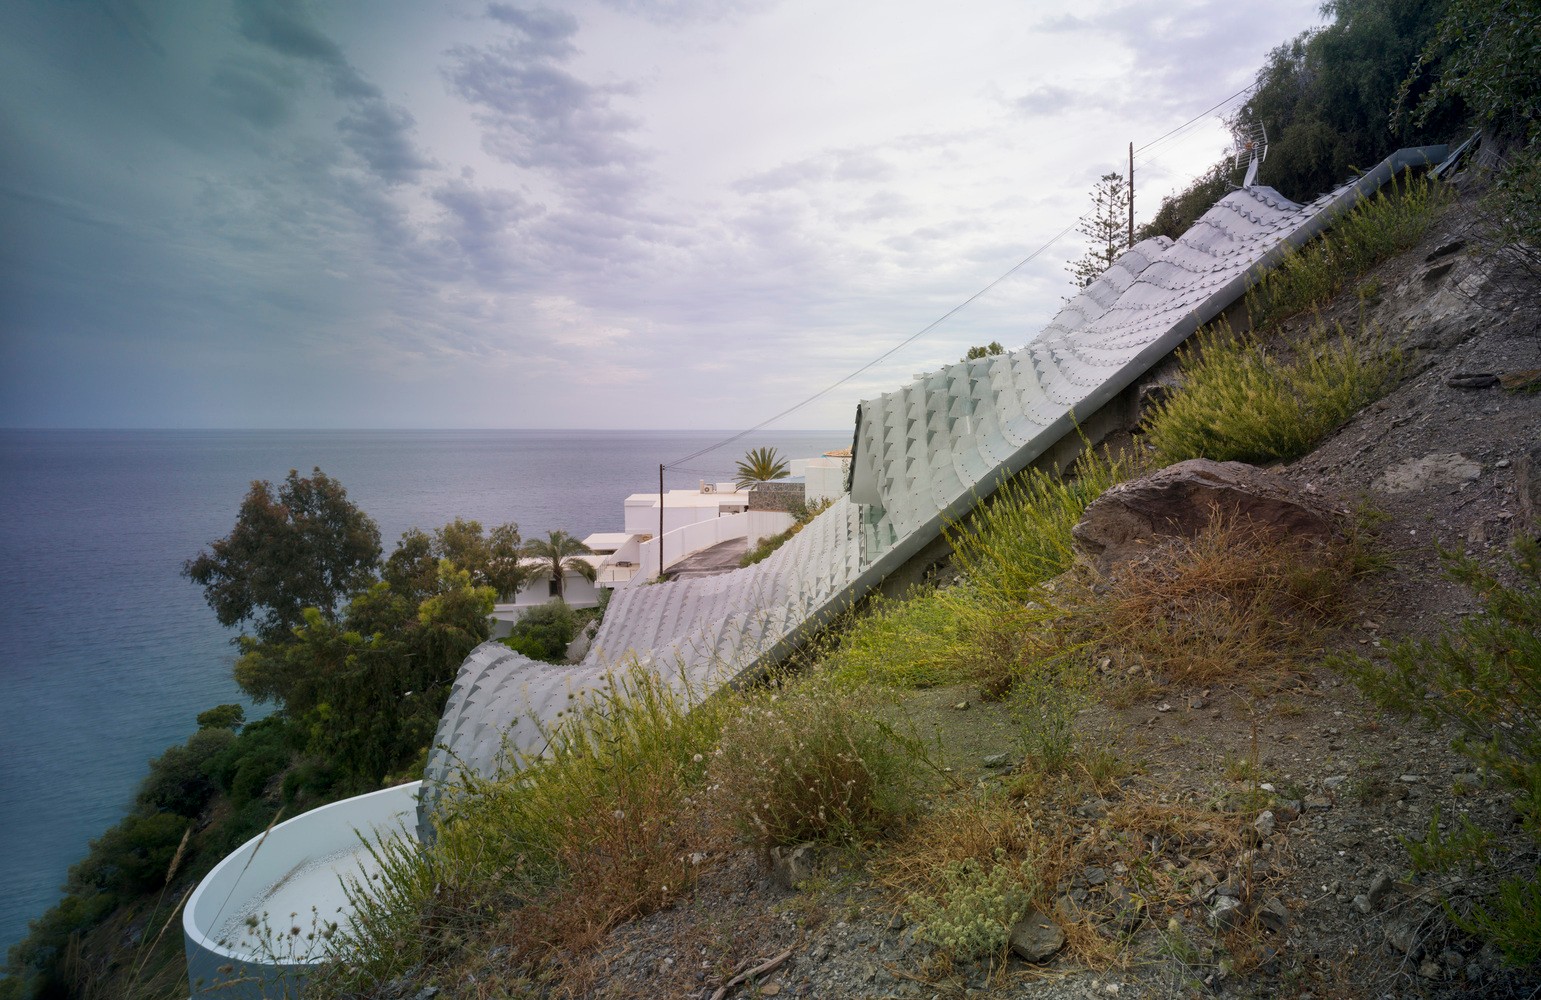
1128, 141, 1135, 249
658, 463, 665, 579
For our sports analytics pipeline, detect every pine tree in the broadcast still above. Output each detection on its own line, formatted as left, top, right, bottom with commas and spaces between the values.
1067, 171, 1131, 289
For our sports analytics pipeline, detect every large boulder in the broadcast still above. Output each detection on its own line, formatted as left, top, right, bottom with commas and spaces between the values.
1072, 459, 1343, 574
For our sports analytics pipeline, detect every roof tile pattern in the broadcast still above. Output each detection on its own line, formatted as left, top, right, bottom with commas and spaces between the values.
421, 149, 1446, 838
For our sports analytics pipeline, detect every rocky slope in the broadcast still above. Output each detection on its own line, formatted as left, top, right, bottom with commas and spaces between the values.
395, 188, 1540, 1000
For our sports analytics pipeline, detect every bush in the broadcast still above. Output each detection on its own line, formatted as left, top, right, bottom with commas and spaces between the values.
501, 599, 577, 662
710, 674, 918, 848
1143, 323, 1404, 466
1246, 172, 1447, 326
1071, 514, 1362, 685
1343, 535, 1541, 964
823, 588, 972, 689
948, 451, 1128, 606
907, 851, 1039, 961
323, 666, 729, 991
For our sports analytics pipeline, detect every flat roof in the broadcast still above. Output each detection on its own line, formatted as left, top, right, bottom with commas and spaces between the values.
582, 532, 635, 548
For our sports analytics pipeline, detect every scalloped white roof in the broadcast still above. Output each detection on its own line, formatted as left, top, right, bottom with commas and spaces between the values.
419, 148, 1447, 837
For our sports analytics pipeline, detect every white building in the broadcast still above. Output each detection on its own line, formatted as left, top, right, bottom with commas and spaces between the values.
488, 554, 605, 636
789, 449, 852, 504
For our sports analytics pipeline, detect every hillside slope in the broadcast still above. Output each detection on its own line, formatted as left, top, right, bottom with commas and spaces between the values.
446, 185, 1541, 1000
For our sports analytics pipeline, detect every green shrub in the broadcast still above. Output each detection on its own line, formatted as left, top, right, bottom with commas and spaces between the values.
1010, 661, 1091, 777
823, 588, 972, 689
710, 674, 918, 848
907, 850, 1039, 961
1246, 172, 1446, 326
323, 665, 728, 992
501, 599, 578, 662
1343, 535, 1541, 964
948, 451, 1127, 605
1144, 323, 1404, 465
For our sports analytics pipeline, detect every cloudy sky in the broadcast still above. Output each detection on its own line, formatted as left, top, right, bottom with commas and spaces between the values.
0, 0, 1325, 430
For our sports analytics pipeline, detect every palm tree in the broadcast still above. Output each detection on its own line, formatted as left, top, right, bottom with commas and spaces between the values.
522, 530, 596, 601
734, 446, 790, 489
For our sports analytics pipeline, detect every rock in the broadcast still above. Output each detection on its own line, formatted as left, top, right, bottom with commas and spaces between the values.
1209, 896, 1245, 930
1352, 894, 1373, 914
1385, 919, 1423, 958
982, 752, 1010, 768
953, 701, 970, 711
769, 844, 821, 890
1253, 811, 1277, 838
1304, 796, 1333, 811
1366, 872, 1393, 907
1257, 896, 1289, 933
1083, 866, 1108, 886
1376, 453, 1481, 495
1418, 959, 1441, 979
1070, 459, 1343, 573
1323, 775, 1348, 790
1008, 907, 1066, 962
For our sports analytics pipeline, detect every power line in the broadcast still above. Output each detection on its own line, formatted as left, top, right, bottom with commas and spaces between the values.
666, 222, 1077, 468
668, 84, 1264, 470
1134, 84, 1254, 155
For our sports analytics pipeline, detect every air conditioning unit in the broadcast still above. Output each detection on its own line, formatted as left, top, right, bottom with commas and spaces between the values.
701, 483, 717, 494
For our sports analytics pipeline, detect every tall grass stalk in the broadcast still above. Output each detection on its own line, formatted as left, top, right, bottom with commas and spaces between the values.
949, 451, 1129, 606
1144, 322, 1404, 466
1247, 171, 1448, 326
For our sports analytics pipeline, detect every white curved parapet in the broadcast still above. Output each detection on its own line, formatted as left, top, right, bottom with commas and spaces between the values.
420, 150, 1446, 832
183, 782, 421, 999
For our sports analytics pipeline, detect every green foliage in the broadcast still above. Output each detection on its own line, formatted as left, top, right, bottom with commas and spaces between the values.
710, 674, 918, 848
501, 599, 579, 662
824, 589, 972, 689
66, 813, 187, 897
316, 666, 731, 992
1143, 323, 1404, 465
1398, 0, 1539, 145
1068, 171, 1131, 288
1147, 0, 1456, 237
734, 446, 791, 488
1236, 0, 1457, 202
183, 467, 382, 645
1139, 161, 1245, 241
1343, 536, 1541, 963
963, 341, 1005, 361
387, 520, 526, 602
949, 452, 1128, 606
907, 851, 1039, 961
1247, 172, 1447, 325
195, 703, 244, 731
1010, 662, 1091, 777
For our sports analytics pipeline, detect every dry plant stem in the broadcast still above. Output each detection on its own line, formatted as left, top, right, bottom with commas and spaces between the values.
708, 947, 793, 1000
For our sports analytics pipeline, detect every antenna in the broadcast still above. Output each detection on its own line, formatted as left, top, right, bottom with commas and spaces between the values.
1229, 122, 1269, 188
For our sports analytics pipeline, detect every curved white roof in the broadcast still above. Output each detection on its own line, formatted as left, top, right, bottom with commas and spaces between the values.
420, 148, 1448, 838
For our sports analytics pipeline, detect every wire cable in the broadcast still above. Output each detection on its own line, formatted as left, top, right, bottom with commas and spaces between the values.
667, 83, 1264, 470
666, 222, 1077, 468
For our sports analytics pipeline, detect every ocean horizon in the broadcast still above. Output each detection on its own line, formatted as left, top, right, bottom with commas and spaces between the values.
0, 427, 846, 955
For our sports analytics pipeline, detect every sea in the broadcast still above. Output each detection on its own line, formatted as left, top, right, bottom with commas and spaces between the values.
0, 427, 848, 957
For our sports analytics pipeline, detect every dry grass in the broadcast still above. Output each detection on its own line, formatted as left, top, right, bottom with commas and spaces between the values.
1061, 513, 1360, 686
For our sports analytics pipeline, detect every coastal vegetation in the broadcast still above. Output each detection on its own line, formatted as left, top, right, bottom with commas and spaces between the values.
7, 0, 1538, 994
1, 471, 600, 999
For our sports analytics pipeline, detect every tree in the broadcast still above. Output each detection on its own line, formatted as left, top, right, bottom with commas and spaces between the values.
522, 530, 595, 602
962, 341, 1005, 361
385, 520, 528, 603
734, 446, 790, 489
183, 468, 381, 644
1067, 172, 1131, 288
